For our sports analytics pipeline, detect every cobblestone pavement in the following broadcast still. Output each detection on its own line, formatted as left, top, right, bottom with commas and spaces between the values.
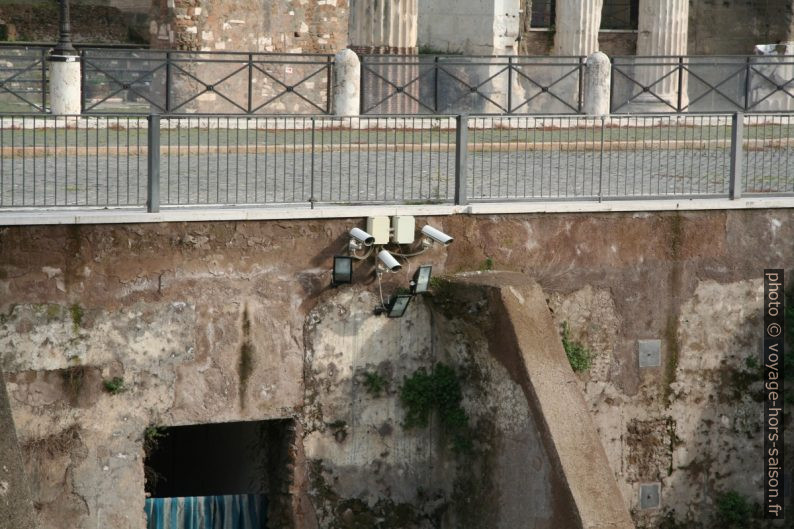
1, 138, 792, 208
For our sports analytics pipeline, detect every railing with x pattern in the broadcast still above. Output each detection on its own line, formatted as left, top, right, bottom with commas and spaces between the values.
80, 49, 335, 115
0, 46, 48, 113
359, 55, 585, 115
611, 55, 794, 113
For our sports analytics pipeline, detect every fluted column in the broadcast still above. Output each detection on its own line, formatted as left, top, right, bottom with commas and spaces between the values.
349, 0, 418, 113
349, 0, 418, 54
553, 0, 603, 56
635, 0, 689, 109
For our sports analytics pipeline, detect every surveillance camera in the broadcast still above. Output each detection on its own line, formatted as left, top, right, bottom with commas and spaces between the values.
421, 225, 454, 246
350, 227, 375, 246
377, 250, 402, 272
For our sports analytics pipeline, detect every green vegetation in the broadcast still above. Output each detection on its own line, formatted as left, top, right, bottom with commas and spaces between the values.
714, 491, 752, 529
61, 365, 86, 403
785, 282, 794, 405
69, 303, 83, 334
143, 425, 168, 490
362, 371, 388, 397
399, 363, 471, 453
479, 257, 494, 271
238, 307, 255, 405
561, 321, 592, 372
102, 376, 125, 395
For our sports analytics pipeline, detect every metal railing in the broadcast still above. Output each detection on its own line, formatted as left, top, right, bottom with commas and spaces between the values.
611, 55, 794, 114
0, 112, 791, 211
80, 50, 335, 115
360, 55, 585, 115
0, 46, 48, 113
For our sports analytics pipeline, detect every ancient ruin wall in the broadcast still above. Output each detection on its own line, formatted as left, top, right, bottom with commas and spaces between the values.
1, 209, 793, 528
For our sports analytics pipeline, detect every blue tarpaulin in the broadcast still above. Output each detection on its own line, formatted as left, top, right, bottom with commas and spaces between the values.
144, 494, 267, 529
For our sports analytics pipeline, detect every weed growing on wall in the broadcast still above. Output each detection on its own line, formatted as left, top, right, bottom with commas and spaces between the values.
561, 321, 592, 372
102, 376, 125, 395
362, 371, 388, 397
714, 491, 752, 529
399, 363, 472, 453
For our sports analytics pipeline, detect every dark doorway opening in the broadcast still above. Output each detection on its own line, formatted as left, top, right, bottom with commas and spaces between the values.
143, 419, 295, 529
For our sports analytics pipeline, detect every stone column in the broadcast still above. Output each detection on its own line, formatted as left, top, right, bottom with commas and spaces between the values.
553, 0, 603, 56
333, 49, 361, 116
635, 0, 689, 110
49, 56, 82, 115
349, 0, 418, 113
349, 0, 418, 55
584, 52, 611, 115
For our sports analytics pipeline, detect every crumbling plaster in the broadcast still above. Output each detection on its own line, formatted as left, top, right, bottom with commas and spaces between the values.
0, 208, 792, 528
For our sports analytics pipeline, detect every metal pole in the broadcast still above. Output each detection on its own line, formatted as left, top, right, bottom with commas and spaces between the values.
53, 0, 75, 55
676, 56, 683, 112
743, 56, 751, 111
729, 112, 744, 200
79, 49, 85, 113
247, 53, 253, 114
434, 56, 439, 113
455, 114, 468, 205
147, 114, 160, 212
507, 56, 513, 114
598, 117, 605, 202
165, 52, 172, 113
309, 117, 316, 207
40, 48, 47, 111
578, 55, 585, 113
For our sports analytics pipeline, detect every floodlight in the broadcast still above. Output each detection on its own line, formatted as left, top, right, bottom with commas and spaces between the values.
387, 293, 412, 318
410, 265, 432, 294
332, 256, 353, 286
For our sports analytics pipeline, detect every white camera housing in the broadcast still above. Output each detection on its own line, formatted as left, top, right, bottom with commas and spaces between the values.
350, 227, 375, 246
377, 250, 402, 272
421, 225, 454, 247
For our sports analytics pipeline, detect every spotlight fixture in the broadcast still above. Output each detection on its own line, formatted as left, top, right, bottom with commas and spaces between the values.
332, 256, 353, 286
386, 293, 412, 318
410, 265, 433, 294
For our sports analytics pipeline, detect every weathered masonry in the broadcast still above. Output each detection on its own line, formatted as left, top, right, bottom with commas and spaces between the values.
1, 209, 792, 528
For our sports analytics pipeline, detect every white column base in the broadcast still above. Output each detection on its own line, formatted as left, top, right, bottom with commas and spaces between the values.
333, 49, 361, 116
49, 56, 81, 115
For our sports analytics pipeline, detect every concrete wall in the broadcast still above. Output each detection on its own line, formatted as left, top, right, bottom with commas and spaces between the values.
1, 208, 793, 528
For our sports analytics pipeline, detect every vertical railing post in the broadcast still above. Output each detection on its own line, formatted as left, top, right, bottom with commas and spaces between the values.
598, 116, 605, 202
578, 55, 585, 113
359, 55, 365, 115
165, 52, 172, 113
41, 47, 48, 112
79, 49, 85, 113
147, 114, 160, 212
433, 56, 439, 113
743, 56, 751, 111
247, 53, 253, 114
507, 56, 513, 114
729, 112, 744, 200
455, 114, 468, 205
676, 56, 684, 112
309, 116, 316, 207
326, 55, 333, 114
